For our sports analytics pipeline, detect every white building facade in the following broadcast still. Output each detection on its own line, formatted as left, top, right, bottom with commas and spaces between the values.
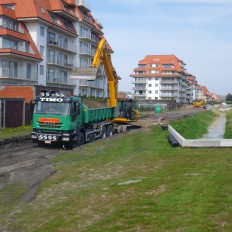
130, 55, 192, 103
0, 0, 109, 97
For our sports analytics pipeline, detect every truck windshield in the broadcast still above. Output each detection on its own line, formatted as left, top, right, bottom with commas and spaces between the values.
34, 101, 71, 115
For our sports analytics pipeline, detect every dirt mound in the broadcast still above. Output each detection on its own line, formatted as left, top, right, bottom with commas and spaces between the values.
82, 98, 107, 109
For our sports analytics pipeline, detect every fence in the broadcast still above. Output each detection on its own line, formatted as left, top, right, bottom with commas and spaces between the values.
0, 98, 33, 128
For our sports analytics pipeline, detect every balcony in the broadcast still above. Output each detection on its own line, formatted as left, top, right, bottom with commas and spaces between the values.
134, 92, 147, 98
0, 69, 38, 83
79, 48, 95, 57
160, 86, 178, 91
132, 79, 147, 84
76, 0, 91, 12
160, 80, 179, 84
47, 76, 75, 86
79, 32, 99, 44
133, 86, 147, 91
47, 41, 77, 54
47, 59, 74, 70
0, 22, 24, 34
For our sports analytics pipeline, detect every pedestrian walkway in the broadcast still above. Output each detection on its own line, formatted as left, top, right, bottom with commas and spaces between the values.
202, 112, 226, 139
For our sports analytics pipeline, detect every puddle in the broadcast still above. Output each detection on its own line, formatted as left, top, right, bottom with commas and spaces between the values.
202, 113, 226, 139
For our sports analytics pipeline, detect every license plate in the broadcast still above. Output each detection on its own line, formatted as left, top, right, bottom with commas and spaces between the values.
45, 140, 52, 144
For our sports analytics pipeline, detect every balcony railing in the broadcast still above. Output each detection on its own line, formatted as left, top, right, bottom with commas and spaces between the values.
133, 87, 147, 91
47, 76, 75, 85
132, 80, 147, 84
47, 58, 74, 69
79, 48, 95, 56
160, 80, 179, 84
0, 70, 37, 81
0, 24, 24, 34
134, 93, 147, 97
160, 86, 178, 91
47, 41, 77, 53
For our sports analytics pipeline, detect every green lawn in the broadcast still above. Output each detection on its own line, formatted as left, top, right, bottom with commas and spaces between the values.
1, 115, 232, 231
224, 110, 232, 138
0, 126, 31, 139
170, 110, 217, 139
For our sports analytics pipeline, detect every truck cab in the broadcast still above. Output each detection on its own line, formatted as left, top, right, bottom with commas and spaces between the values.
31, 91, 82, 147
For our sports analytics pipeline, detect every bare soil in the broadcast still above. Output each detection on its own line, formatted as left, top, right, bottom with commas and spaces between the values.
0, 108, 202, 202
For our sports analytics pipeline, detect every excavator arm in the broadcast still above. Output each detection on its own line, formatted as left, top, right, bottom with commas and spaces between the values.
91, 39, 118, 108
71, 38, 118, 108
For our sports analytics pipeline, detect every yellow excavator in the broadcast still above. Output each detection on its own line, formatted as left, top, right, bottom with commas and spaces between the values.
192, 99, 206, 109
71, 38, 140, 123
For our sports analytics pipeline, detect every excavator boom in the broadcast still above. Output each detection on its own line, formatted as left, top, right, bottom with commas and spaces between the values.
70, 38, 118, 108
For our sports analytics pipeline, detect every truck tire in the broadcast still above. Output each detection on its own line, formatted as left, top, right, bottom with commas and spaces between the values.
106, 125, 113, 137
77, 132, 85, 146
100, 126, 107, 139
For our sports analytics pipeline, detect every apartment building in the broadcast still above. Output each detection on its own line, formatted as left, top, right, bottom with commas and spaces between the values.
186, 73, 198, 103
130, 55, 189, 102
0, 0, 109, 98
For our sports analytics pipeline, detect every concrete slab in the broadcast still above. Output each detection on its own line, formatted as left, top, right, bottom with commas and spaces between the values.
168, 125, 232, 147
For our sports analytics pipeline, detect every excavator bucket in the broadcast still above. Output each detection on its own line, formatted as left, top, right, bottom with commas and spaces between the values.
70, 67, 98, 81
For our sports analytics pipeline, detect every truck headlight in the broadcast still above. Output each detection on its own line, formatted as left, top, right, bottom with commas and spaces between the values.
31, 134, 37, 139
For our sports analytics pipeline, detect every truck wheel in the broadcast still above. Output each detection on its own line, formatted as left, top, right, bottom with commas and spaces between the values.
106, 125, 113, 137
77, 132, 85, 146
101, 126, 107, 139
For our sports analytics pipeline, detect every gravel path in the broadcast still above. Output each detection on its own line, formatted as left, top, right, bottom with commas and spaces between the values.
0, 108, 202, 202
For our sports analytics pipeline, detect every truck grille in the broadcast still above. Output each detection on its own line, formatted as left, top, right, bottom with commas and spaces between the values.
38, 122, 62, 129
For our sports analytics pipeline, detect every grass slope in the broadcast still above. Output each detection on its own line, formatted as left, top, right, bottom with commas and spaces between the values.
1, 116, 232, 231
224, 110, 232, 138
170, 110, 217, 139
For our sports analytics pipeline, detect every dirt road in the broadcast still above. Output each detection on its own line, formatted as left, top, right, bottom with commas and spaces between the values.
0, 108, 202, 202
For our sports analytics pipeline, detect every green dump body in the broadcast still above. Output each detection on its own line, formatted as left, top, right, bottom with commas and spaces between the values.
82, 104, 115, 124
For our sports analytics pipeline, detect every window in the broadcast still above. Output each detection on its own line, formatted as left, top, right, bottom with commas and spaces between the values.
149, 64, 159, 68
80, 42, 89, 53
40, 26, 45, 37
149, 70, 159, 74
57, 70, 67, 84
3, 38, 17, 50
2, 4, 14, 10
25, 42, 30, 53
80, 57, 89, 67
148, 84, 152, 87
40, 45, 44, 57
155, 77, 158, 81
47, 68, 55, 82
138, 64, 146, 68
40, 65, 44, 75
162, 64, 174, 68
80, 26, 89, 38
1, 60, 17, 78
26, 63, 31, 79
48, 50, 55, 63
155, 84, 158, 87
48, 32, 55, 43
155, 90, 159, 94
148, 90, 152, 94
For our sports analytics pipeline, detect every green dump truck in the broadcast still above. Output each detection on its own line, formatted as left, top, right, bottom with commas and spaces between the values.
30, 90, 115, 148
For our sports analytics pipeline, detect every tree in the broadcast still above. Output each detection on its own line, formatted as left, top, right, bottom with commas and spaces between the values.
226, 93, 232, 101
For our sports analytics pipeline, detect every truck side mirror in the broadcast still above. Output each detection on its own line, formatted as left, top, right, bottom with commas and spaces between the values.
30, 100, 35, 112
73, 102, 80, 115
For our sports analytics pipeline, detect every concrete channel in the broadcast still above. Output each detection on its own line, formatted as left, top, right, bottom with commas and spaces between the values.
169, 107, 232, 147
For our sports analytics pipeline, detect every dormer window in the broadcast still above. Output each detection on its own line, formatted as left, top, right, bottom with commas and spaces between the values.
2, 4, 14, 10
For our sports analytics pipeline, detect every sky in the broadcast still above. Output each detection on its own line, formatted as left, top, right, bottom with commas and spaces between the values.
89, 0, 232, 95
